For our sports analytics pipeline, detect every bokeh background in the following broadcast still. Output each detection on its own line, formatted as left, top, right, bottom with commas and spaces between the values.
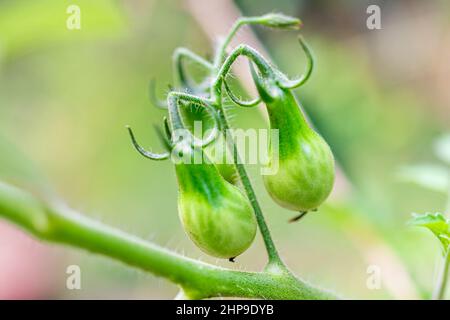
0, 0, 449, 299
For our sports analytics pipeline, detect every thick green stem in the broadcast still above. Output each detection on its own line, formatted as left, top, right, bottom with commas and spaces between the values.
0, 181, 335, 300
433, 249, 450, 300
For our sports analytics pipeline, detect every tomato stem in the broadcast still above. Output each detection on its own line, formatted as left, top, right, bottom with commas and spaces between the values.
209, 39, 288, 269
215, 103, 284, 268
213, 14, 301, 71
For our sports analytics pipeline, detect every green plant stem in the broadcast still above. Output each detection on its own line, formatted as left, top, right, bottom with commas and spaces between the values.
211, 44, 274, 103
213, 17, 257, 70
0, 181, 335, 300
215, 107, 283, 268
0, 14, 330, 299
211, 39, 284, 268
433, 249, 450, 300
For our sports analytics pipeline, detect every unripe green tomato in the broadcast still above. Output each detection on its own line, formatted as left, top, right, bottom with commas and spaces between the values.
206, 155, 237, 185
180, 102, 238, 184
254, 75, 335, 212
175, 145, 256, 259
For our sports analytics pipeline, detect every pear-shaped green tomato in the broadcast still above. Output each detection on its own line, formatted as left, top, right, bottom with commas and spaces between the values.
175, 146, 256, 259
256, 77, 335, 212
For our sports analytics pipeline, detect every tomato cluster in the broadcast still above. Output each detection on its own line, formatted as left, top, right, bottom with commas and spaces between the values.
127, 14, 335, 260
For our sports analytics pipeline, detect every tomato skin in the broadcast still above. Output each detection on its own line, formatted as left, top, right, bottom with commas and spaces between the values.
255, 76, 335, 212
204, 143, 238, 185
175, 146, 256, 259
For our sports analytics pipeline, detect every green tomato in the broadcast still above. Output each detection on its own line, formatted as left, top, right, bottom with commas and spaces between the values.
180, 102, 238, 185
175, 145, 256, 259
253, 73, 335, 212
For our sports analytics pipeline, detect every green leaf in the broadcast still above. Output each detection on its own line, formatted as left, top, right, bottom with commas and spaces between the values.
409, 212, 450, 254
397, 164, 449, 193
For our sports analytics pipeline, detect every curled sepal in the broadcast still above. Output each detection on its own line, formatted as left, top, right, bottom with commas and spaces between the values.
126, 126, 170, 160
153, 123, 173, 152
213, 44, 276, 105
257, 13, 302, 30
223, 77, 261, 108
173, 47, 213, 94
167, 93, 219, 148
276, 36, 314, 90
249, 60, 279, 102
163, 116, 172, 141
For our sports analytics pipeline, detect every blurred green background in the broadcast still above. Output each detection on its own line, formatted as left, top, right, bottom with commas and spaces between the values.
0, 0, 449, 299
